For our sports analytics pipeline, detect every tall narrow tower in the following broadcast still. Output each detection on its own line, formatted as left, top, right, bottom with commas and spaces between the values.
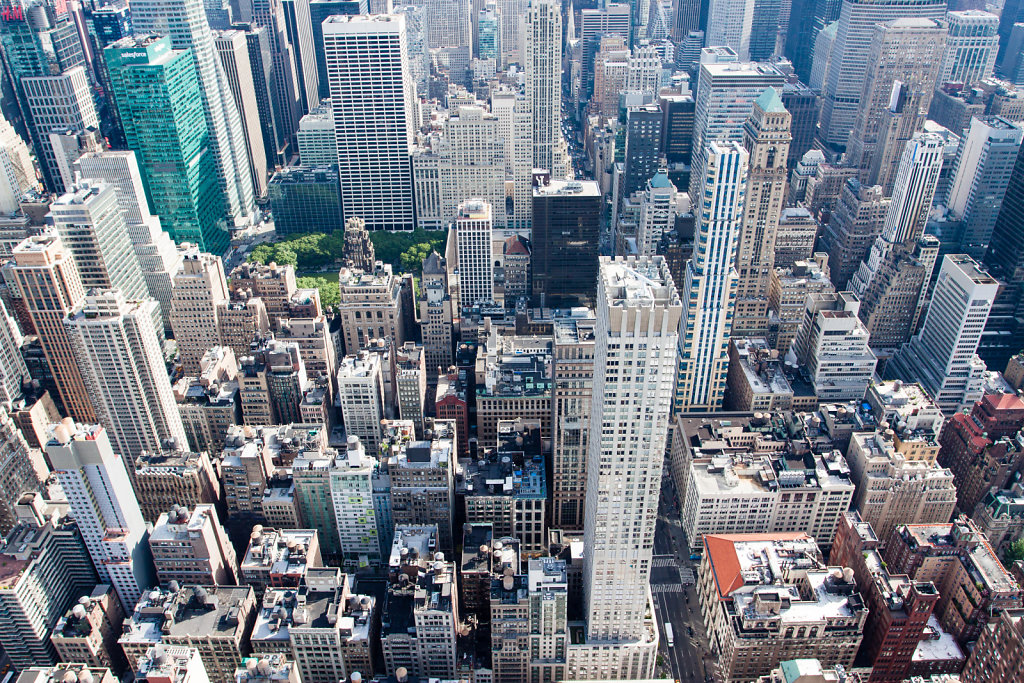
582, 255, 680, 648
733, 88, 792, 338
65, 291, 187, 468
454, 199, 495, 307
46, 421, 155, 610
524, 0, 562, 172
323, 14, 417, 230
10, 234, 94, 423
131, 0, 257, 227
676, 142, 749, 413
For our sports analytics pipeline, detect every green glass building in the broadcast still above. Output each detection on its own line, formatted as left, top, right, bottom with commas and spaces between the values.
104, 35, 228, 254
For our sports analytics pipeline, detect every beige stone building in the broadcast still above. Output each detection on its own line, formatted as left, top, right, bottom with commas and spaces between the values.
337, 263, 405, 354
698, 533, 867, 682
767, 254, 834, 353
228, 261, 298, 326
50, 585, 126, 671
133, 448, 220, 524
170, 248, 230, 374
119, 585, 256, 678
216, 296, 270, 359
149, 504, 239, 586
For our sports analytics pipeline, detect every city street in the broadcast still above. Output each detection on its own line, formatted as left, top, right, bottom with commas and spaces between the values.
652, 473, 717, 683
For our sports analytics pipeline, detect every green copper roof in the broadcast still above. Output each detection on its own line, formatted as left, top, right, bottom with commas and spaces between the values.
756, 87, 786, 114
649, 170, 672, 188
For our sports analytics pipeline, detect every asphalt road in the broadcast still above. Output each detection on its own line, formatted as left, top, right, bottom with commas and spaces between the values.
652, 473, 717, 683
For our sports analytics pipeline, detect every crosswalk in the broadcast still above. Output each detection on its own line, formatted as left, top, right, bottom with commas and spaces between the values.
680, 568, 696, 585
652, 557, 677, 568
651, 583, 685, 593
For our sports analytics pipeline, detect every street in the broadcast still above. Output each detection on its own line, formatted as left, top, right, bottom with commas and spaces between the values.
652, 471, 717, 683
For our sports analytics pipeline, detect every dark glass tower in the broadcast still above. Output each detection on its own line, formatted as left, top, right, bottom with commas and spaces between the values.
531, 179, 601, 308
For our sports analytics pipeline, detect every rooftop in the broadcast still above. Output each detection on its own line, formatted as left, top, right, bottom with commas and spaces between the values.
119, 585, 254, 645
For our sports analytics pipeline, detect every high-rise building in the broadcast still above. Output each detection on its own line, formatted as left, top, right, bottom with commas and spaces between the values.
821, 179, 890, 289
10, 234, 94, 423
705, 0, 782, 61
336, 352, 385, 452
524, 0, 562, 172
817, 0, 947, 149
851, 133, 945, 347
636, 171, 678, 257
169, 248, 230, 374
845, 18, 946, 187
960, 607, 1024, 683
0, 296, 28, 406
46, 421, 155, 610
309, 0, 366, 101
74, 151, 185, 334
941, 11, 999, 88
889, 255, 999, 415
296, 101, 337, 166
267, 165, 343, 236
0, 508, 98, 672
455, 199, 494, 308
131, 0, 257, 229
577, 256, 678, 668
531, 179, 601, 308
20, 67, 99, 195
676, 142, 747, 413
240, 25, 284, 169
105, 35, 228, 254
733, 88, 791, 339
0, 406, 40, 534
149, 504, 239, 586
578, 4, 631, 96
792, 291, 877, 402
48, 182, 148, 302
689, 48, 786, 199
336, 263, 405, 353
323, 14, 416, 231
946, 117, 1023, 259
622, 104, 663, 198
214, 29, 269, 199
244, 0, 303, 157
65, 292, 186, 468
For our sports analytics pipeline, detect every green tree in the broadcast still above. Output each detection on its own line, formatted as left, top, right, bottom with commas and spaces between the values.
400, 242, 433, 273
297, 276, 340, 312
1006, 538, 1024, 565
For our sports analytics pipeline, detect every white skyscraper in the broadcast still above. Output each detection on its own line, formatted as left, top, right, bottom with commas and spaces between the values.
169, 248, 230, 374
455, 200, 494, 307
676, 142, 748, 413
636, 170, 678, 257
323, 14, 417, 230
490, 89, 533, 229
889, 255, 999, 415
940, 11, 999, 88
689, 48, 785, 198
74, 151, 185, 334
21, 67, 98, 195
818, 0, 947, 148
572, 256, 679, 677
48, 182, 148, 303
850, 132, 945, 295
65, 291, 187, 465
46, 420, 155, 609
705, 0, 755, 60
524, 0, 562, 172
0, 113, 36, 213
131, 0, 257, 226
214, 29, 270, 199
0, 298, 27, 405
424, 0, 472, 51
945, 116, 1023, 258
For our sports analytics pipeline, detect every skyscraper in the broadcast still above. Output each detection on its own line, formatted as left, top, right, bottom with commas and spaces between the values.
46, 420, 155, 610
676, 142, 748, 413
131, 0, 257, 228
169, 248, 231, 374
689, 48, 785, 198
524, 0, 562, 172
889, 255, 999, 415
734, 88, 792, 339
622, 104, 663, 198
243, 0, 303, 152
851, 133, 944, 349
214, 30, 270, 199
946, 117, 1023, 259
48, 182, 148, 302
705, 0, 756, 60
66, 291, 187, 467
636, 171, 679, 257
19, 66, 99, 195
845, 18, 946, 187
818, 0, 947, 149
941, 11, 999, 88
455, 200, 494, 307
105, 35, 228, 254
74, 150, 185, 334
279, 0, 320, 111
10, 234, 94, 423
578, 255, 679, 671
323, 14, 417, 230
531, 179, 601, 308
309, 0, 367, 102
